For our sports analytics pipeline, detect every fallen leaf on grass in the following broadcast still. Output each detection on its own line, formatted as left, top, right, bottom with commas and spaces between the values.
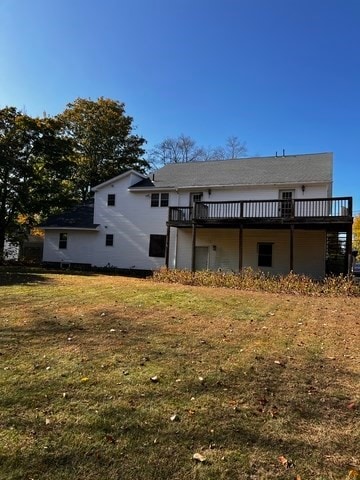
81, 377, 89, 382
193, 453, 206, 463
278, 455, 295, 468
105, 434, 116, 444
347, 465, 360, 479
274, 360, 286, 367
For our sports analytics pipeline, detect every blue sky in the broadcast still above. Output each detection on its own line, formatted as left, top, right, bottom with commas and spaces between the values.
1, 0, 359, 212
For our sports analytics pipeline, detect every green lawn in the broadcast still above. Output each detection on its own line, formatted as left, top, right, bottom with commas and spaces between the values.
0, 269, 359, 479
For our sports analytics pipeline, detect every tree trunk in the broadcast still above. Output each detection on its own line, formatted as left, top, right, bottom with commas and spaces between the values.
0, 224, 6, 261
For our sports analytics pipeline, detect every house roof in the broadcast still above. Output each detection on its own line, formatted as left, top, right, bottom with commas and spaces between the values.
92, 170, 147, 191
40, 203, 99, 230
129, 153, 333, 190
131, 177, 155, 188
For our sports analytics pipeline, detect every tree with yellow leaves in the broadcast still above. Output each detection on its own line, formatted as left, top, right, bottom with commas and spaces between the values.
353, 215, 360, 253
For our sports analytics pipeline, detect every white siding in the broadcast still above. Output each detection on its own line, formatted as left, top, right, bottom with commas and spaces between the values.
175, 228, 239, 271
293, 230, 326, 279
173, 227, 326, 278
243, 230, 290, 275
176, 184, 329, 206
42, 230, 99, 265
43, 172, 177, 270
92, 180, 172, 269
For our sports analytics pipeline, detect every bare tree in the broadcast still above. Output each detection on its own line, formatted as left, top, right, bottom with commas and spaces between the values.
226, 136, 247, 159
148, 134, 206, 166
205, 146, 226, 161
148, 134, 247, 167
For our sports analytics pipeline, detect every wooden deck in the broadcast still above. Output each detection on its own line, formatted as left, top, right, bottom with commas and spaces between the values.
168, 197, 353, 228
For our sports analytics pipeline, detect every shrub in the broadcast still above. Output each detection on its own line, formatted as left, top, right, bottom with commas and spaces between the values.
152, 268, 360, 297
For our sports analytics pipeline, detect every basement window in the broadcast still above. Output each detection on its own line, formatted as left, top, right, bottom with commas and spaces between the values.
149, 234, 166, 257
258, 243, 273, 267
59, 233, 67, 249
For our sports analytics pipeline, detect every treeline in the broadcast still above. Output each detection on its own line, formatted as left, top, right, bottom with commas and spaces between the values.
0, 97, 147, 255
0, 96, 247, 257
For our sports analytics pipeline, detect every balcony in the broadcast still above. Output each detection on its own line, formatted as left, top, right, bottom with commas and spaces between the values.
168, 197, 353, 227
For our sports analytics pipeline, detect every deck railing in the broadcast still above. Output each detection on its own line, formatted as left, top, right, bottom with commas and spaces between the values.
168, 197, 352, 224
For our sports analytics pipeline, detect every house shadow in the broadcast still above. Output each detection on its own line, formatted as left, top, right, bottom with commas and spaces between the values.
0, 270, 52, 286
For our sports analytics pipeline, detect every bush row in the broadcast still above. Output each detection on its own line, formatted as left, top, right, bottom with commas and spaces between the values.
152, 268, 360, 297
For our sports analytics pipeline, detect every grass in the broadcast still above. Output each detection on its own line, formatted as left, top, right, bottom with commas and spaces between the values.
0, 267, 359, 479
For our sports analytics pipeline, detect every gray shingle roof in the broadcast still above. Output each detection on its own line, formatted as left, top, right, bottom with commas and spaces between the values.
41, 204, 98, 229
134, 153, 332, 189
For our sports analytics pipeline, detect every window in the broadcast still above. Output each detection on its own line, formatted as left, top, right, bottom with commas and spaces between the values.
107, 194, 116, 206
151, 193, 169, 207
160, 193, 169, 207
190, 192, 203, 205
59, 233, 67, 249
258, 243, 273, 267
106, 234, 114, 246
149, 234, 166, 257
151, 193, 159, 207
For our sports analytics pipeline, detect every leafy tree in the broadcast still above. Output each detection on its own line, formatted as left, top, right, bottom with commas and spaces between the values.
0, 107, 74, 258
58, 97, 148, 201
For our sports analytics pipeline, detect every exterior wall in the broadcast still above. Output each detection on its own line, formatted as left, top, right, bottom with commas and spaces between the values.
42, 171, 330, 274
293, 230, 326, 278
42, 230, 99, 265
173, 227, 326, 278
43, 173, 176, 270
243, 230, 290, 275
243, 229, 325, 278
92, 175, 174, 269
175, 228, 239, 271
176, 184, 329, 206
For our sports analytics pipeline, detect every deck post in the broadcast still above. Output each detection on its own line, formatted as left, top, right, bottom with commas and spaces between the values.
238, 225, 243, 272
290, 225, 294, 272
191, 222, 197, 272
165, 224, 170, 268
345, 224, 353, 275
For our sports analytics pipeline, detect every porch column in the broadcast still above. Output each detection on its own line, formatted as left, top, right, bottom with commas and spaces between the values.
289, 225, 294, 272
191, 222, 197, 272
345, 224, 353, 274
238, 225, 243, 272
165, 224, 170, 269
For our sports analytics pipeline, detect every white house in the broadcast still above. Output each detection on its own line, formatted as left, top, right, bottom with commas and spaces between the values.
41, 152, 353, 278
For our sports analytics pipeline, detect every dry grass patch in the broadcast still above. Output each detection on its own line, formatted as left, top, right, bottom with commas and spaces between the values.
0, 269, 359, 479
